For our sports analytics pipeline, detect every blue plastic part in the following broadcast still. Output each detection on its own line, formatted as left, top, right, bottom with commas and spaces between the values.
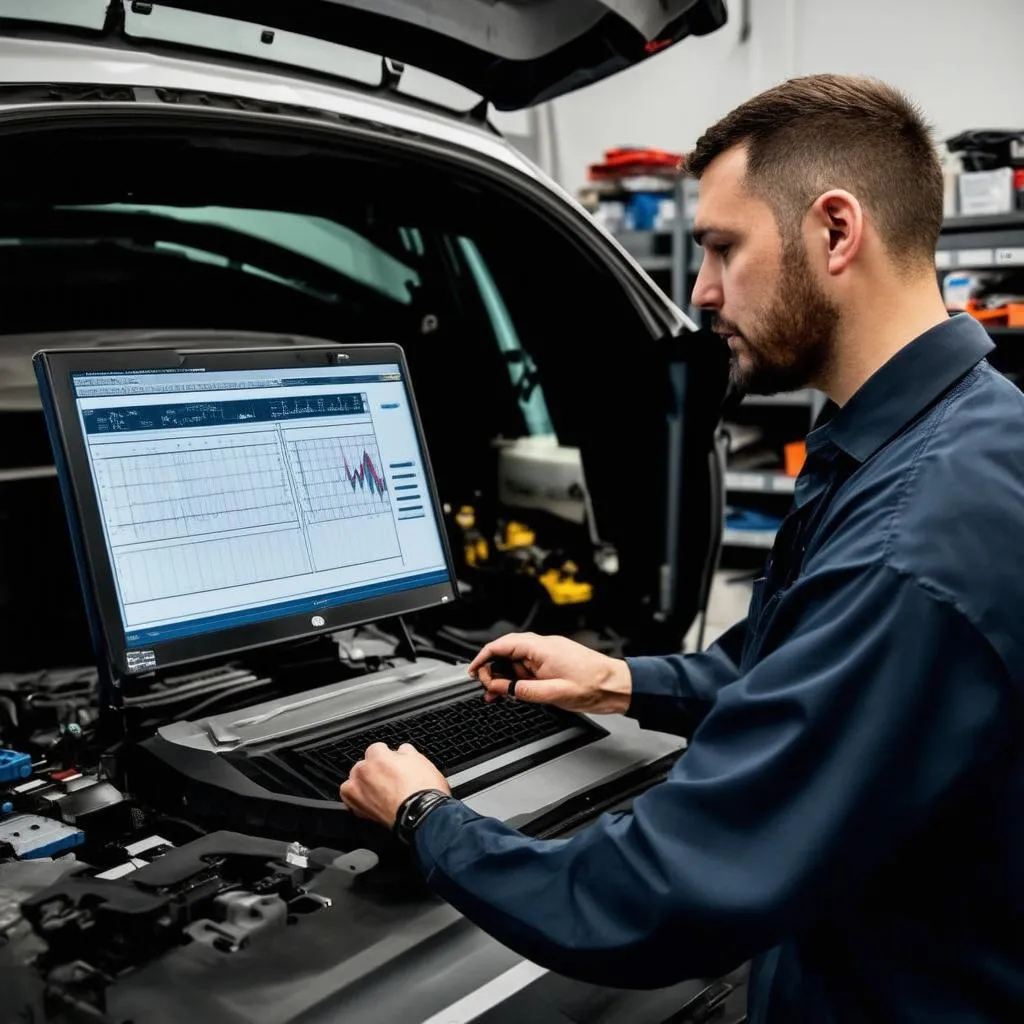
21, 830, 85, 859
1, 802, 12, 815
0, 749, 31, 784
0, 815, 85, 859
725, 508, 785, 531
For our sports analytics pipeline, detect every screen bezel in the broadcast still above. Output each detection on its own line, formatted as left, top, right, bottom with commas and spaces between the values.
34, 343, 458, 689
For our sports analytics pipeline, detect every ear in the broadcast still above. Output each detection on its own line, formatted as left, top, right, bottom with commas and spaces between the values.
808, 189, 863, 276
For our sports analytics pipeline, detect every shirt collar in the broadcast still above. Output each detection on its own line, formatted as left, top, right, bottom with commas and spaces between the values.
806, 314, 994, 464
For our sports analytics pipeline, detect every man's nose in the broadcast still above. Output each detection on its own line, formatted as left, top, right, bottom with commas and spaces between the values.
691, 257, 722, 310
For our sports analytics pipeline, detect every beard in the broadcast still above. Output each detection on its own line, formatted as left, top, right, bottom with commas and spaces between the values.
717, 240, 840, 396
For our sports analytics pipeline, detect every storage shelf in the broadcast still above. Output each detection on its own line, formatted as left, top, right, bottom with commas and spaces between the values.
741, 389, 816, 407
722, 527, 777, 549
617, 230, 672, 259
941, 212, 1024, 232
0, 465, 57, 483
726, 471, 796, 494
935, 246, 1024, 271
638, 256, 672, 271
605, 178, 696, 314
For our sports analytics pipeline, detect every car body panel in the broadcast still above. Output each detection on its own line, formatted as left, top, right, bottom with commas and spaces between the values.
0, 0, 728, 109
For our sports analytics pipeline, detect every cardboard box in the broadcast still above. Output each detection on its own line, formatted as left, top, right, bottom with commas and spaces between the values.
958, 168, 1014, 217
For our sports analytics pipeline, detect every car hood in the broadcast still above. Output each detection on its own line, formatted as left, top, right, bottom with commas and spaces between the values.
1, 0, 727, 110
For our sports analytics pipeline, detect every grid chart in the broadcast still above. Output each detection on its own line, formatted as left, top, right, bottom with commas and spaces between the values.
287, 434, 392, 522
114, 528, 311, 606
286, 433, 402, 572
94, 440, 296, 546
92, 436, 311, 607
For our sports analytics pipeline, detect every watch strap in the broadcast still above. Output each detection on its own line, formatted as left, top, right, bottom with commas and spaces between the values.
393, 789, 453, 846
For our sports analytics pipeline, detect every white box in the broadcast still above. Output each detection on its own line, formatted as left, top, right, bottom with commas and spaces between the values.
958, 168, 1014, 217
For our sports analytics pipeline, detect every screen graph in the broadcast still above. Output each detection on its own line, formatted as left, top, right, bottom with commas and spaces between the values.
285, 431, 402, 572
288, 434, 390, 523
92, 434, 297, 546
70, 361, 451, 646
89, 433, 311, 605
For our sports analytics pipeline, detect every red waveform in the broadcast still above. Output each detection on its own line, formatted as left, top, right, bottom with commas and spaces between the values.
342, 450, 387, 497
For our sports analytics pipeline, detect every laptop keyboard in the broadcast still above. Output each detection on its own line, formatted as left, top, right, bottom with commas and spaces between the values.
296, 694, 570, 781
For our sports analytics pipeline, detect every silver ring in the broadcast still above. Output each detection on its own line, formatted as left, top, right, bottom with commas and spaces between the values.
507, 678, 518, 700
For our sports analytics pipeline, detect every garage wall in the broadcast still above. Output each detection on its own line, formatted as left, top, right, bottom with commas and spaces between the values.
546, 0, 1024, 189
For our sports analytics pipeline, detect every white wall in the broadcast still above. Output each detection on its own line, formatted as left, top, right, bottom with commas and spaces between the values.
547, 0, 1024, 190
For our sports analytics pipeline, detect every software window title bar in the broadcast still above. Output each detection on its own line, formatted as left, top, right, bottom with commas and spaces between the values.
72, 364, 403, 398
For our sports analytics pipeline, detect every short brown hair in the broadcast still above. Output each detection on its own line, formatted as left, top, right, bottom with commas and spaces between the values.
687, 74, 944, 269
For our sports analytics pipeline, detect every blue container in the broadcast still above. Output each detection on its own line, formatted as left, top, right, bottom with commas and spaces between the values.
0, 749, 31, 785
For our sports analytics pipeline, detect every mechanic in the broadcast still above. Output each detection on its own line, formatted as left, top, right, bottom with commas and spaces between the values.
340, 74, 1024, 1022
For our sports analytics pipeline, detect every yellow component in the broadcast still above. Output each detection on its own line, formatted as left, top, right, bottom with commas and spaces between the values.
454, 505, 476, 530
496, 520, 536, 551
464, 536, 490, 567
539, 561, 593, 605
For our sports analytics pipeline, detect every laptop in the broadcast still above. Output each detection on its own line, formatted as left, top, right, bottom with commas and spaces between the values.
33, 342, 685, 848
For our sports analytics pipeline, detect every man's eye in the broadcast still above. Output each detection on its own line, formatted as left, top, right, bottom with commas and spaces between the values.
712, 244, 731, 258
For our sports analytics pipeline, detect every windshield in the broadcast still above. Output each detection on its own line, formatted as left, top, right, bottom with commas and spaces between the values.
60, 204, 422, 303
1, 196, 554, 437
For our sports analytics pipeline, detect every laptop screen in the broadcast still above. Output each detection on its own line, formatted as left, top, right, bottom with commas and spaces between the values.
38, 347, 456, 678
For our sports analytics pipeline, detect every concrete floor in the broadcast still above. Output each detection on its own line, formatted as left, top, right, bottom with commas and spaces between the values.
684, 570, 755, 651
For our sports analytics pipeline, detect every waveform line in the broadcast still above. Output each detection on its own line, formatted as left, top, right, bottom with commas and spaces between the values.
342, 450, 388, 498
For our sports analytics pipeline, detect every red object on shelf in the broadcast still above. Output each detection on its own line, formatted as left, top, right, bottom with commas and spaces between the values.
784, 441, 807, 477
587, 146, 686, 181
966, 299, 1024, 328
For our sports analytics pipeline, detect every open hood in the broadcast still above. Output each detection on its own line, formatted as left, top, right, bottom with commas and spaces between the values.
121, 0, 728, 110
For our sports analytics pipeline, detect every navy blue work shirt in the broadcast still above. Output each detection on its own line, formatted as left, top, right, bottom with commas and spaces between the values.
414, 314, 1024, 1023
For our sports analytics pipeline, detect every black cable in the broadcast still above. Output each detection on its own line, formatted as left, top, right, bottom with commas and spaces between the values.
407, 637, 463, 664
148, 814, 207, 840
433, 630, 482, 655
519, 599, 541, 631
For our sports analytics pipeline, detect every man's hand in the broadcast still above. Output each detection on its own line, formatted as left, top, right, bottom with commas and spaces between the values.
468, 632, 632, 716
339, 742, 451, 827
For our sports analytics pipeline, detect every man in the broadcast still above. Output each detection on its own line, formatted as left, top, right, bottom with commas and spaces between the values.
340, 75, 1024, 1022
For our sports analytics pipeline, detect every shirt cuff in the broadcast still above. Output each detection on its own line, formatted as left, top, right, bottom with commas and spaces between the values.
624, 655, 695, 734
412, 797, 481, 878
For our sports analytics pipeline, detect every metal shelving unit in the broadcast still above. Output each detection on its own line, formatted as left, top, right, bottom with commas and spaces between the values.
936, 212, 1024, 345
722, 212, 1024, 557
613, 202, 1024, 562
612, 177, 700, 316
612, 187, 821, 556
741, 389, 820, 408
722, 382, 826, 551
935, 210, 1024, 271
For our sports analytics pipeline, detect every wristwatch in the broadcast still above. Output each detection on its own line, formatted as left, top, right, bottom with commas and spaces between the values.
392, 788, 454, 846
